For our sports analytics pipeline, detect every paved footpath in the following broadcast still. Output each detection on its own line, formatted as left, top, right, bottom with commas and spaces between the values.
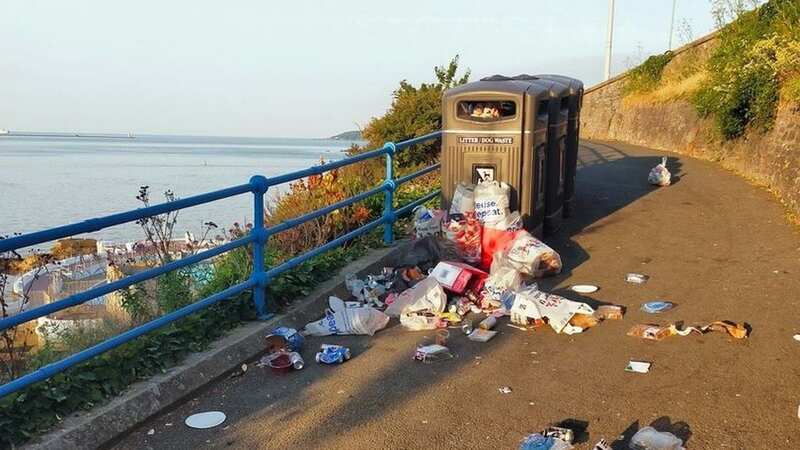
112, 140, 800, 449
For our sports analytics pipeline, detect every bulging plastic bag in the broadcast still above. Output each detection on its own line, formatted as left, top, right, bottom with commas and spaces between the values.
412, 206, 444, 239
443, 211, 482, 264
303, 296, 389, 336
499, 231, 562, 277
648, 157, 671, 187
473, 181, 511, 226
450, 183, 475, 215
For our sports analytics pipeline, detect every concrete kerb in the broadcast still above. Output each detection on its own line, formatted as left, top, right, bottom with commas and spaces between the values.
22, 240, 411, 450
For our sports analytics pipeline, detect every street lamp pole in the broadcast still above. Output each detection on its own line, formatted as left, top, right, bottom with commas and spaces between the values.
669, 0, 678, 49
604, 0, 615, 80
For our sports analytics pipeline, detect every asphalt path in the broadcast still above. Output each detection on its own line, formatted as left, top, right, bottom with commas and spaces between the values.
112, 140, 800, 449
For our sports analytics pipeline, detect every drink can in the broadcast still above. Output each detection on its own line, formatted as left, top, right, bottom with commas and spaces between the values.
461, 319, 474, 335
479, 316, 497, 330
289, 352, 304, 370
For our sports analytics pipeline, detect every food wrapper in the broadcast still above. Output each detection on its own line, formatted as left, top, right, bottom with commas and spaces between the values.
443, 211, 482, 264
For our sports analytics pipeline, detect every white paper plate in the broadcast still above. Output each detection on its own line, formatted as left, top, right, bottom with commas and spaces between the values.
570, 284, 599, 294
185, 411, 226, 429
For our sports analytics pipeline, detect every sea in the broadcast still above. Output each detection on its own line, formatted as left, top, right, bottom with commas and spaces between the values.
0, 134, 362, 247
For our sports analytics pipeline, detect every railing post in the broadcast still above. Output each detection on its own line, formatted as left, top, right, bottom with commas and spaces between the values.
249, 175, 272, 320
382, 142, 397, 246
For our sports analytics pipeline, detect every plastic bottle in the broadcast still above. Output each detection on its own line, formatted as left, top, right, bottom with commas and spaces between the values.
479, 316, 497, 330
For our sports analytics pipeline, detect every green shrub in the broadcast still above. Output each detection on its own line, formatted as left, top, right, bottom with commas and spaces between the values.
692, 0, 800, 138
623, 52, 675, 95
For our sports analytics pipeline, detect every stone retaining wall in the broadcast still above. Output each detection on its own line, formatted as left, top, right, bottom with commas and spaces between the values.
581, 33, 800, 218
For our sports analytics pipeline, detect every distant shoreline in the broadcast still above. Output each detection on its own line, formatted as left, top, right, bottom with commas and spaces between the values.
0, 132, 135, 139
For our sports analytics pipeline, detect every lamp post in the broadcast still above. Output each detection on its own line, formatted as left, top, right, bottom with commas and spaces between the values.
668, 0, 678, 49
604, 0, 615, 80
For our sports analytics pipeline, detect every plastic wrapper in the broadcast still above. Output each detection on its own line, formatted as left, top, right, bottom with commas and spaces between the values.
443, 211, 482, 264
384, 277, 447, 331
412, 206, 444, 239
648, 156, 672, 187
498, 230, 562, 277
508, 286, 595, 334
450, 182, 475, 215
303, 296, 389, 336
473, 181, 511, 226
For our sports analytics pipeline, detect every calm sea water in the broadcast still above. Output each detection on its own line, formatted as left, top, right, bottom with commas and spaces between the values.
0, 134, 361, 245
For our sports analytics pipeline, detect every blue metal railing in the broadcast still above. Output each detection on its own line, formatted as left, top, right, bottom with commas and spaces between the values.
0, 131, 442, 398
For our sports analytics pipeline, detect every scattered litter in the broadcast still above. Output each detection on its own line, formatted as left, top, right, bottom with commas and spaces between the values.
185, 411, 226, 429
315, 344, 351, 364
648, 156, 672, 187
478, 315, 497, 330
626, 273, 650, 284
520, 433, 572, 450
498, 386, 513, 394
430, 261, 487, 295
509, 285, 596, 334
629, 426, 684, 449
641, 301, 675, 314
443, 211, 483, 264
289, 352, 304, 370
595, 305, 624, 320
593, 439, 611, 450
542, 426, 574, 444
461, 319, 474, 335
570, 284, 599, 294
507, 323, 528, 331
263, 352, 293, 374
793, 334, 800, 342
629, 321, 750, 340
625, 360, 652, 374
435, 329, 450, 346
165, 423, 173, 427
627, 324, 673, 341
386, 277, 448, 330
303, 296, 389, 336
413, 344, 453, 363
468, 329, 498, 342
412, 206, 444, 239
496, 230, 563, 278
147, 429, 155, 436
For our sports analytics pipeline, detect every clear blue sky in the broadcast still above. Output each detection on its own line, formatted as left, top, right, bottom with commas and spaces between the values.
1, 0, 720, 138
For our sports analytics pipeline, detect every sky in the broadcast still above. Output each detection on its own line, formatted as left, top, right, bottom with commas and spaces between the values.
0, 0, 720, 138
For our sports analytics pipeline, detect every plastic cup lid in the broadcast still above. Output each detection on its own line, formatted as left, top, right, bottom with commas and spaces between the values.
570, 284, 599, 294
641, 301, 675, 313
185, 411, 226, 429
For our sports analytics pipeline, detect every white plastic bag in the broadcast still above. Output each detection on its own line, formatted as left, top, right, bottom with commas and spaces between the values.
384, 278, 447, 331
648, 157, 672, 187
473, 181, 511, 225
629, 427, 684, 450
413, 206, 444, 238
500, 231, 562, 277
482, 262, 522, 303
303, 296, 389, 336
509, 286, 595, 334
450, 183, 475, 215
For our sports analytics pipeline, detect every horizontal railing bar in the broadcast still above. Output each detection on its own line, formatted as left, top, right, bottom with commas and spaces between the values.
266, 216, 385, 279
395, 189, 442, 217
394, 131, 442, 150
0, 183, 253, 253
395, 163, 441, 186
265, 184, 387, 237
264, 147, 388, 187
0, 279, 255, 399
0, 236, 254, 332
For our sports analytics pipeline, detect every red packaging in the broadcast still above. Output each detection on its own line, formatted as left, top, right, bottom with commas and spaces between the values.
430, 261, 488, 295
480, 227, 519, 271
444, 211, 482, 264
